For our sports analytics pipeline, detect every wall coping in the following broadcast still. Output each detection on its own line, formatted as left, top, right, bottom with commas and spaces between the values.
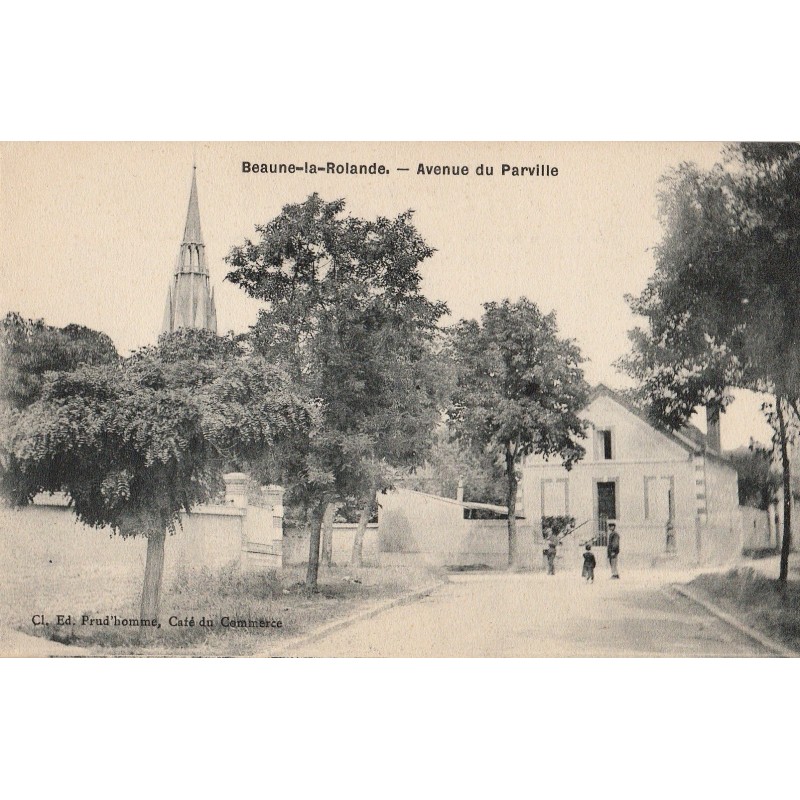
181, 504, 245, 518
29, 493, 247, 518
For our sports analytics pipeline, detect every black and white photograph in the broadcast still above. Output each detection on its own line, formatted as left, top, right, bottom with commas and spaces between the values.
2, 141, 799, 658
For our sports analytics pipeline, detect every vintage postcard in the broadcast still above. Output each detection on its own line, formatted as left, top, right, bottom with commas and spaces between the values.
1, 141, 797, 658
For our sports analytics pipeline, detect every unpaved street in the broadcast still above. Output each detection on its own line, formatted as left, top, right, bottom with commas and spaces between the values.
283, 570, 774, 657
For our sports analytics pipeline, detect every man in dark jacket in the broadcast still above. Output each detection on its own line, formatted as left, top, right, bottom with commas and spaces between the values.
607, 522, 620, 579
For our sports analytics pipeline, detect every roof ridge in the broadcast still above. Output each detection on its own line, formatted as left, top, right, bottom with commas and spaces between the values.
588, 383, 716, 455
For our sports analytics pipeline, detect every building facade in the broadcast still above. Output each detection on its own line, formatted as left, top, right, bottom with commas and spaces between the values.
521, 385, 741, 566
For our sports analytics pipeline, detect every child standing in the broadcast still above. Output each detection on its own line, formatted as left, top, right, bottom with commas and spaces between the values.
582, 543, 596, 582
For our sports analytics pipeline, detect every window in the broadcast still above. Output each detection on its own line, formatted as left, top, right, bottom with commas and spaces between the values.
541, 479, 569, 518
644, 476, 674, 523
596, 429, 613, 460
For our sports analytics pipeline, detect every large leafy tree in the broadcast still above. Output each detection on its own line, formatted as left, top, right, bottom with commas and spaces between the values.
226, 194, 448, 584
619, 143, 800, 581
0, 324, 315, 626
448, 298, 589, 567
1, 311, 118, 410
337, 304, 449, 567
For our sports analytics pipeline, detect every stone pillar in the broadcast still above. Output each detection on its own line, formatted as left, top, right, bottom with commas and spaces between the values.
260, 484, 285, 541
223, 472, 249, 508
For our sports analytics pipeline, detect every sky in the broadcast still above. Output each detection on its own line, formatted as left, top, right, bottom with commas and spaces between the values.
0, 141, 773, 449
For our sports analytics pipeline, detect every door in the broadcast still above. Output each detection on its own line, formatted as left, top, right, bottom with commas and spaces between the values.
596, 481, 616, 545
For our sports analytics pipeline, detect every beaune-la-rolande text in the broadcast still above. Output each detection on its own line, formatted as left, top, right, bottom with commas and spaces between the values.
241, 161, 558, 177
243, 162, 391, 174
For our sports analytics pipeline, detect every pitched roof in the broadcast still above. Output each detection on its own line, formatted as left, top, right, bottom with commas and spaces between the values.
587, 383, 728, 462
392, 487, 525, 518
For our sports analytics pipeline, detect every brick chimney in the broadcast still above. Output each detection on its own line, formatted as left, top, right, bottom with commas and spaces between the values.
706, 405, 721, 453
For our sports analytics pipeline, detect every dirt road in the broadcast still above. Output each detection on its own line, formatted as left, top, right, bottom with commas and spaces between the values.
283, 569, 775, 657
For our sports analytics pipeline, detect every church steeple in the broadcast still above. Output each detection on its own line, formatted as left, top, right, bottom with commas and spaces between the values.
182, 166, 204, 246
162, 167, 218, 334
175, 166, 208, 277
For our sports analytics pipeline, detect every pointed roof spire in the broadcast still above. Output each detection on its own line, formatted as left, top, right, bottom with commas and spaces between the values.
182, 166, 203, 245
164, 165, 217, 334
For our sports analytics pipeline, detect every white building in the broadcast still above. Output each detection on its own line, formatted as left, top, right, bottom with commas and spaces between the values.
521, 385, 741, 566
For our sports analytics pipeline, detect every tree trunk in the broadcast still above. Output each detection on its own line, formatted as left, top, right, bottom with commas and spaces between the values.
351, 494, 375, 568
506, 444, 519, 568
776, 398, 792, 583
139, 528, 166, 636
306, 502, 326, 588
320, 503, 335, 567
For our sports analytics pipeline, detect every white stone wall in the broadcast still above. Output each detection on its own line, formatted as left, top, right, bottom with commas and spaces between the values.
282, 525, 380, 566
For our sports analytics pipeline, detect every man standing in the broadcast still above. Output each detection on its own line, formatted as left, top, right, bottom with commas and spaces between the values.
607, 522, 620, 578
545, 528, 559, 575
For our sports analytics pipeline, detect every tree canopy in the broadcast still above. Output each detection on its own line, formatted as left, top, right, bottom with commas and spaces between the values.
619, 143, 800, 580
226, 194, 448, 582
621, 144, 800, 413
448, 298, 589, 566
1, 311, 118, 411
728, 445, 780, 511
0, 323, 316, 620
402, 425, 507, 506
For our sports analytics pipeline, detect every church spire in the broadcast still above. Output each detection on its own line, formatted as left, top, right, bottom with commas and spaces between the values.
182, 166, 203, 245
173, 167, 208, 277
162, 167, 218, 334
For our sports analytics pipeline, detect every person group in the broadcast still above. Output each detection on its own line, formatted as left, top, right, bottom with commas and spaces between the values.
543, 521, 621, 581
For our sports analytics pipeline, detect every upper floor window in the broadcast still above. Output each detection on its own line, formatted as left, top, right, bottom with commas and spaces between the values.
597, 429, 613, 460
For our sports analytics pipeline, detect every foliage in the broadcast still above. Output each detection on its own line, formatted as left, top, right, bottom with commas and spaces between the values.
153, 327, 245, 364
619, 143, 800, 581
401, 425, 506, 505
619, 143, 800, 414
728, 445, 781, 510
541, 515, 575, 537
0, 325, 315, 538
225, 194, 448, 580
448, 298, 589, 565
0, 311, 118, 411
448, 298, 589, 467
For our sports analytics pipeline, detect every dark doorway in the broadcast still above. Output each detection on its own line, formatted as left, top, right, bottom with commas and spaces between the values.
596, 481, 617, 545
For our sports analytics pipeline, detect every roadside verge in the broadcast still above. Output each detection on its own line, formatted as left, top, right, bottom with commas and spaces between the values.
670, 584, 797, 658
